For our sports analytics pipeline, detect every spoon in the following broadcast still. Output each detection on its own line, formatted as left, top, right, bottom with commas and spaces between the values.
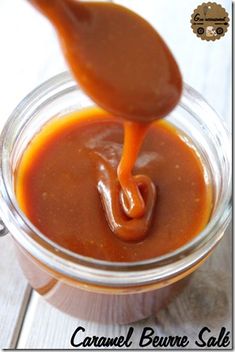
28, 0, 182, 122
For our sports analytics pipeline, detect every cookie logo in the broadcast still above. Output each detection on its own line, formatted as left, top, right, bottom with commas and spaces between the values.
191, 2, 229, 41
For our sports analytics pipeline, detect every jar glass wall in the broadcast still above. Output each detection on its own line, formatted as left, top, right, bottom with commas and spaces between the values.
0, 72, 231, 323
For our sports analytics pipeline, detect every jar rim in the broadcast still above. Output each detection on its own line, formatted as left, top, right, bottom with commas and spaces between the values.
0, 72, 232, 287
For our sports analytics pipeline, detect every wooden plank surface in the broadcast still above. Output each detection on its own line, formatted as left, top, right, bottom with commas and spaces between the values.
0, 0, 232, 349
0, 237, 31, 349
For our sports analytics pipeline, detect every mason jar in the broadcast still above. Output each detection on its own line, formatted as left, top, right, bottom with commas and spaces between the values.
0, 72, 231, 324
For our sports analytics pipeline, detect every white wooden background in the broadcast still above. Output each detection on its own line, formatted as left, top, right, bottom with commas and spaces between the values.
0, 0, 232, 349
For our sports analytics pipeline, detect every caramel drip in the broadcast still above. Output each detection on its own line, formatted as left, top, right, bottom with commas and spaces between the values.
94, 153, 156, 242
89, 121, 156, 242
28, 0, 183, 242
118, 122, 151, 219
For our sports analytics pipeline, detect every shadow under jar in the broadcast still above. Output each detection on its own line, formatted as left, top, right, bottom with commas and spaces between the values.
0, 72, 231, 324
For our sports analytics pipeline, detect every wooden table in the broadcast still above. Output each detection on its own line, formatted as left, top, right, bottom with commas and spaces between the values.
0, 0, 232, 349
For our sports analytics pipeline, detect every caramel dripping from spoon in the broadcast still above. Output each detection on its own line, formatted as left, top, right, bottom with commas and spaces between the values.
28, 0, 182, 241
117, 122, 151, 219
96, 121, 157, 241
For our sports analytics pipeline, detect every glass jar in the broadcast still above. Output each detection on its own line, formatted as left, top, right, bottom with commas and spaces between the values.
0, 72, 231, 324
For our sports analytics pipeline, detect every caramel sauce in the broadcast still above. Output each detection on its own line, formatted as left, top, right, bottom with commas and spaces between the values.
16, 109, 212, 261
20, 1, 212, 251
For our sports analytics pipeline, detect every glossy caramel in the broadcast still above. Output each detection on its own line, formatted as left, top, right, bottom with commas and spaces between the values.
16, 109, 212, 261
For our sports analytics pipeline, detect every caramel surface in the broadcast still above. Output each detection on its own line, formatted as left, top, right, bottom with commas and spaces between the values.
16, 109, 212, 262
